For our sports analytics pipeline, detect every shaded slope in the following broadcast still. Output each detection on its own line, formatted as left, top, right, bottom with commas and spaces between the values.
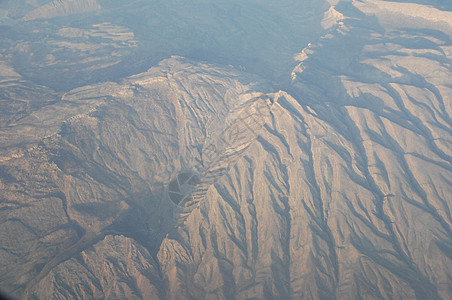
0, 57, 273, 298
0, 0, 451, 299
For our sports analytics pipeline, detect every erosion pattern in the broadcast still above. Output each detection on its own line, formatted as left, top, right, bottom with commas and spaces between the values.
1, 0, 452, 299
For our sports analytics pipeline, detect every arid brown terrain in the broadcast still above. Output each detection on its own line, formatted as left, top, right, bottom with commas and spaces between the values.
1, 0, 452, 299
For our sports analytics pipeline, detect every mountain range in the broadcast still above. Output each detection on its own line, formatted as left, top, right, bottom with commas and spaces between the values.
1, 0, 452, 299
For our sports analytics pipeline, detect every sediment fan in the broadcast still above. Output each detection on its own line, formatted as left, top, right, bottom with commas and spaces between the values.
168, 171, 201, 207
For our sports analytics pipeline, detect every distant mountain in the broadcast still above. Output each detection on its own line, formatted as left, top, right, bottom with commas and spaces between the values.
23, 0, 100, 21
1, 0, 452, 299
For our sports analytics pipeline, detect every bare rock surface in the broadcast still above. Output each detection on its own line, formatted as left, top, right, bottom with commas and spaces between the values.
0, 0, 452, 299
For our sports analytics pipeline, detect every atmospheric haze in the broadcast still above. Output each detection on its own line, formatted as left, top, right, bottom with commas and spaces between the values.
1, 0, 452, 299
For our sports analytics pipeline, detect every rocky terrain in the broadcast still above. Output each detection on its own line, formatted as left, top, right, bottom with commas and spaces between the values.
1, 0, 452, 299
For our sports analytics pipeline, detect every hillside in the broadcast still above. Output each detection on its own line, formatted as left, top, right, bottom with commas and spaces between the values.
1, 0, 452, 299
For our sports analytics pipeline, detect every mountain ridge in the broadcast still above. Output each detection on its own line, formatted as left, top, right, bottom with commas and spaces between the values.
1, 0, 452, 299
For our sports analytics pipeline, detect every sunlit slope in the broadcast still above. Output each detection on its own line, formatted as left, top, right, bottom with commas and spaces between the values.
156, 2, 452, 300
0, 0, 451, 299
